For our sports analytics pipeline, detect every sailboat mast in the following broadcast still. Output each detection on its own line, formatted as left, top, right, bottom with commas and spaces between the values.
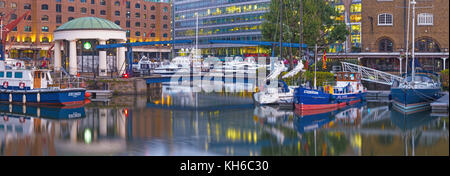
405, 0, 411, 75
196, 12, 199, 56
411, 0, 416, 82
314, 44, 317, 90
279, 0, 283, 61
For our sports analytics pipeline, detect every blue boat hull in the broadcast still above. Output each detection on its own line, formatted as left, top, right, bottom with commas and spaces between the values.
0, 88, 86, 106
390, 88, 441, 111
294, 87, 366, 111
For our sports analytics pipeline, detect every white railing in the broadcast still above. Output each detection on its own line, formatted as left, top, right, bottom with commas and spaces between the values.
341, 62, 403, 86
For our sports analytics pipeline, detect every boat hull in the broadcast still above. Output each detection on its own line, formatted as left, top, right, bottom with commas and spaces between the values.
390, 88, 441, 111
0, 88, 86, 106
294, 87, 366, 111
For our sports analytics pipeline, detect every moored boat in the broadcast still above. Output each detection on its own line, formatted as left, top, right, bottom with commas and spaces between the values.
0, 60, 86, 106
294, 72, 367, 111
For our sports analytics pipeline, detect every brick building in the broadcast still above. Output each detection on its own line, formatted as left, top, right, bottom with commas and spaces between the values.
361, 0, 449, 72
0, 0, 171, 61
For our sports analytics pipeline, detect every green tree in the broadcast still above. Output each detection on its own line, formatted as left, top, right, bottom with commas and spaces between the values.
262, 0, 349, 62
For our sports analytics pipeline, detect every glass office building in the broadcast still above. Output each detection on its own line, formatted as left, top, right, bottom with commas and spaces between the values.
173, 0, 271, 57
327, 0, 362, 53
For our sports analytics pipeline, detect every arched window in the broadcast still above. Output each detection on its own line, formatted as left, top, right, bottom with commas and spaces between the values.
135, 31, 141, 36
41, 4, 48, 10
418, 13, 433, 25
378, 13, 393, 26
115, 11, 120, 16
163, 15, 168, 20
42, 37, 49, 43
415, 38, 440, 52
379, 38, 393, 52
24, 37, 32, 43
163, 7, 168, 12
81, 7, 87, 14
163, 24, 168, 29
114, 1, 120, 6
135, 3, 140, 9
135, 22, 140, 27
135, 12, 140, 18
115, 20, 120, 25
42, 26, 49, 32
151, 15, 155, 19
41, 15, 49, 21
151, 6, 155, 10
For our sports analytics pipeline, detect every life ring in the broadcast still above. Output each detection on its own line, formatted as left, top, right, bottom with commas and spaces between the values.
2, 81, 8, 89
3, 116, 8, 121
19, 118, 26, 123
19, 82, 25, 89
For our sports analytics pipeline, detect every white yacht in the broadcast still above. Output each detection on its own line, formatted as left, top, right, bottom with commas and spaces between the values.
153, 49, 202, 75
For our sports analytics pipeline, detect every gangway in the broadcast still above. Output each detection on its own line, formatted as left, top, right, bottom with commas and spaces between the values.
341, 62, 403, 86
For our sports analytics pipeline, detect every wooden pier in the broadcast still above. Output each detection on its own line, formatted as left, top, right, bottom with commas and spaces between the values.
431, 92, 449, 113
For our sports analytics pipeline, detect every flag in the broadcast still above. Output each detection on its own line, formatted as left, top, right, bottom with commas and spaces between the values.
322, 50, 327, 70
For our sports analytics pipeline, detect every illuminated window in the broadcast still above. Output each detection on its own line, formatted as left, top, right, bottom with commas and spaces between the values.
24, 26, 32, 32
41, 26, 49, 32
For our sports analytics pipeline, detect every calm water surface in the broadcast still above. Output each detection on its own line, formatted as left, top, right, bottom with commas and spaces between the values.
0, 85, 448, 156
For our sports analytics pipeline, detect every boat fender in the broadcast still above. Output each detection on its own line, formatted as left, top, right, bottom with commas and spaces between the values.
16, 62, 21, 68
3, 81, 8, 88
19, 82, 25, 89
19, 118, 26, 123
3, 116, 8, 122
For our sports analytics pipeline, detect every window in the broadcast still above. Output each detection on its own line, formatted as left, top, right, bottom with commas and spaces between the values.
135, 3, 140, 9
164, 7, 168, 12
151, 15, 155, 19
24, 26, 32, 32
100, 0, 106, 5
42, 26, 49, 32
91, 0, 95, 4
42, 15, 49, 21
378, 13, 393, 25
68, 6, 75, 12
41, 4, 48, 10
10, 14, 17, 20
418, 13, 433, 25
115, 11, 120, 16
163, 15, 168, 20
416, 38, 440, 52
115, 20, 120, 25
151, 24, 155, 28
24, 3, 31, 9
81, 7, 87, 13
150, 33, 155, 37
91, 9, 95, 14
14, 72, 23, 78
126, 30, 130, 37
0, 2, 6, 8
126, 1, 130, 8
379, 38, 393, 52
114, 1, 120, 6
151, 6, 155, 10
135, 13, 140, 18
126, 20, 130, 28
68, 17, 74, 21
100, 10, 106, 15
42, 37, 49, 43
0, 72, 3, 77
10, 2, 16, 8
56, 4, 61, 12
6, 72, 12, 78
163, 24, 168, 29
135, 32, 141, 36
56, 15, 62, 23
135, 22, 140, 27
81, 0, 86, 3
163, 33, 168, 38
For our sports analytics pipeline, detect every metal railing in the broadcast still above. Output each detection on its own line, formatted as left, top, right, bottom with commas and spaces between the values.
341, 62, 403, 86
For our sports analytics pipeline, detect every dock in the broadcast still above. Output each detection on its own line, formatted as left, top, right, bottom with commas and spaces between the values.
87, 90, 112, 102
431, 92, 449, 113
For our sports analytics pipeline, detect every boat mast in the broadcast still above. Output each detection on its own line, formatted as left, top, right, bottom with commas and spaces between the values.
405, 0, 411, 76
196, 12, 199, 57
299, 0, 303, 85
314, 44, 317, 90
279, 0, 283, 62
411, 0, 416, 82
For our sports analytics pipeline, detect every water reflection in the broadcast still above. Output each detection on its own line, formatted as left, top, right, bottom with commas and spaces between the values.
0, 85, 448, 156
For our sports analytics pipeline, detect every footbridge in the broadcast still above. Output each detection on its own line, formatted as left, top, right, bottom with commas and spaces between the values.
341, 62, 403, 86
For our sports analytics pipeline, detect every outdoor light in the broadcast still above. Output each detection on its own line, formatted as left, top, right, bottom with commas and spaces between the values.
84, 129, 92, 144
83, 41, 92, 50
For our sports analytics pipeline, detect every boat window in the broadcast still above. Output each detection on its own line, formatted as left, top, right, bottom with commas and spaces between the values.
350, 74, 355, 80
0, 72, 3, 77
14, 72, 23, 78
344, 73, 349, 80
338, 73, 343, 80
42, 73, 45, 78
6, 72, 12, 78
